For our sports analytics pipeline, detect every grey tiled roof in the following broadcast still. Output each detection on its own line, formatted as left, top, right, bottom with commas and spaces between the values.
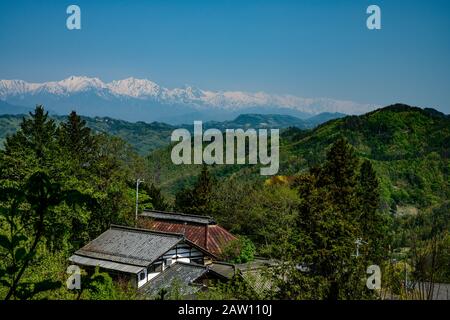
433, 284, 450, 300
413, 283, 450, 300
235, 258, 278, 271
69, 254, 144, 274
208, 262, 236, 279
140, 210, 215, 225
140, 262, 207, 297
74, 225, 184, 267
208, 258, 278, 280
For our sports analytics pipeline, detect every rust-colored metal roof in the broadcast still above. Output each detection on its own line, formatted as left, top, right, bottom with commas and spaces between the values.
147, 220, 207, 248
207, 225, 237, 256
138, 217, 236, 257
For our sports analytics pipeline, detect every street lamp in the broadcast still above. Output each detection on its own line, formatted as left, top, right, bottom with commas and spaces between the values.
135, 178, 144, 226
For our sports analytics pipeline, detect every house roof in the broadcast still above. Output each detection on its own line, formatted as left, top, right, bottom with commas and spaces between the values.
69, 254, 145, 274
208, 262, 236, 279
208, 258, 278, 280
234, 258, 279, 271
73, 225, 184, 267
140, 210, 215, 225
207, 225, 237, 255
139, 262, 208, 297
139, 210, 237, 256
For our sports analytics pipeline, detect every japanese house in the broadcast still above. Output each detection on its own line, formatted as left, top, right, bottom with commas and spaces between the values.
69, 225, 217, 288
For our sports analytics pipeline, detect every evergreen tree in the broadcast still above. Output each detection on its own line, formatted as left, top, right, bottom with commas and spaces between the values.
318, 137, 359, 214
0, 107, 139, 251
142, 183, 169, 211
0, 106, 58, 182
357, 159, 390, 262
58, 111, 96, 171
175, 165, 216, 216
278, 138, 373, 300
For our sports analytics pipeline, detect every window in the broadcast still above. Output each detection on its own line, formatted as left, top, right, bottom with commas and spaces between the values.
148, 263, 163, 273
165, 258, 173, 266
139, 271, 146, 281
192, 258, 204, 265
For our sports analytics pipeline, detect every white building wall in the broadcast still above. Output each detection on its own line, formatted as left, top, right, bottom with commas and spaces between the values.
136, 243, 205, 287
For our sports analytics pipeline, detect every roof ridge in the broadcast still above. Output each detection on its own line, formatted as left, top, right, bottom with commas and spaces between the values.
110, 224, 185, 238
210, 261, 236, 267
142, 209, 214, 221
74, 250, 150, 267
174, 261, 207, 269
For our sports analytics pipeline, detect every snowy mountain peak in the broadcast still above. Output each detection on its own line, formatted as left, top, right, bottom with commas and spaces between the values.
59, 75, 106, 88
108, 77, 162, 97
49, 76, 107, 94
0, 76, 378, 116
0, 79, 31, 96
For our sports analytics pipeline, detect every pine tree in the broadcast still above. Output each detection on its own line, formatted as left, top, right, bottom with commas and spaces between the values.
283, 138, 371, 300
0, 105, 58, 182
58, 111, 96, 167
357, 159, 390, 262
318, 137, 359, 213
358, 160, 380, 234
142, 183, 169, 211
175, 165, 216, 216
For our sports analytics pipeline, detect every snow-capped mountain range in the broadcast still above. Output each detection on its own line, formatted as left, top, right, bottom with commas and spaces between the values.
0, 76, 377, 123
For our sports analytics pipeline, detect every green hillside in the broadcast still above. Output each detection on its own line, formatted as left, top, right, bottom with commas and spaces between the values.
0, 114, 174, 155
1, 112, 341, 155
280, 104, 449, 210
147, 104, 450, 212
2, 105, 448, 211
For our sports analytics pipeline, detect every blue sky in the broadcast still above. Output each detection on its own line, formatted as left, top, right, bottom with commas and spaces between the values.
0, 0, 449, 113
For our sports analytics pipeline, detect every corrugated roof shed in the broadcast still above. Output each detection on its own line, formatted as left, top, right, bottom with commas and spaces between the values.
208, 262, 236, 280
208, 258, 278, 281
235, 258, 278, 271
73, 225, 184, 267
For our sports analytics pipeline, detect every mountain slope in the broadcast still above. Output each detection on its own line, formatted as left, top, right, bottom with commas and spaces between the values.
0, 114, 175, 156
0, 100, 33, 115
305, 112, 346, 125
146, 104, 450, 211
200, 114, 309, 130
280, 104, 449, 209
1, 112, 338, 155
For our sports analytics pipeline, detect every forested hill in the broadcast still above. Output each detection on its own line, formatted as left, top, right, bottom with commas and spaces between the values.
147, 104, 450, 213
283, 104, 449, 162
2, 104, 448, 212
0, 112, 342, 155
0, 115, 175, 155
280, 104, 449, 211
200, 113, 345, 131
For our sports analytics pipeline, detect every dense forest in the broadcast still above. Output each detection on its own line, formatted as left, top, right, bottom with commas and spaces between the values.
0, 104, 449, 300
0, 112, 343, 157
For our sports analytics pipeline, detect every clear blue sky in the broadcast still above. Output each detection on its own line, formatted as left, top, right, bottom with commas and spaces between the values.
1, 0, 449, 113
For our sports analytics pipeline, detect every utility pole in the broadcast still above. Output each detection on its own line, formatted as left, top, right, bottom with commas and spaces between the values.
135, 178, 144, 226
354, 238, 367, 258
405, 261, 408, 293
